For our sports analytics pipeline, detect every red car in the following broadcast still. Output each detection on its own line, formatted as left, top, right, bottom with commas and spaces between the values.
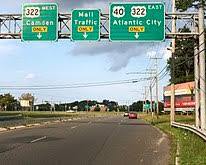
128, 112, 137, 119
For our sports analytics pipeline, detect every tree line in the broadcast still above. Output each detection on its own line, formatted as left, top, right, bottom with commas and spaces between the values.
0, 93, 165, 112
167, 0, 206, 84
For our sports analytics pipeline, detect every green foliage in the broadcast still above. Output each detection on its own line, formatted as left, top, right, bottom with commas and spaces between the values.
118, 105, 127, 112
54, 104, 63, 111
176, 0, 196, 11
167, 26, 206, 85
102, 100, 118, 111
94, 105, 100, 112
51, 100, 118, 112
0, 93, 18, 111
35, 103, 51, 111
129, 101, 143, 112
167, 27, 195, 84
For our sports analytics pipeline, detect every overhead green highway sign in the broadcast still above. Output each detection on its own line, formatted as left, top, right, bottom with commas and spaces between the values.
109, 2, 165, 41
22, 3, 58, 41
71, 9, 100, 41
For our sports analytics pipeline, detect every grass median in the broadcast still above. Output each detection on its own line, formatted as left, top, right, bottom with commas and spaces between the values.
0, 111, 79, 128
139, 113, 206, 165
0, 111, 121, 128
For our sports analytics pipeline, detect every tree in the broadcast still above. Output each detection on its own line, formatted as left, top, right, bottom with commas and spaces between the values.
0, 93, 17, 111
167, 1, 206, 84
35, 103, 51, 111
102, 100, 118, 111
19, 93, 34, 102
94, 105, 100, 112
176, 0, 205, 12
129, 101, 143, 112
167, 27, 195, 84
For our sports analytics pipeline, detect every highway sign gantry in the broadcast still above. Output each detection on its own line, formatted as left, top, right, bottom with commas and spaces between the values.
71, 9, 100, 41
109, 2, 165, 41
22, 3, 58, 41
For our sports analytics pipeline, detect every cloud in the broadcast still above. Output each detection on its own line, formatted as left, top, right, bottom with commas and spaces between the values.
25, 73, 35, 79
2, 0, 170, 13
70, 42, 161, 71
42, 0, 166, 12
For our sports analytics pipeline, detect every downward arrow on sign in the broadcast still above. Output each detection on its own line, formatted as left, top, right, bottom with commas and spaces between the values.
37, 33, 42, 39
83, 32, 88, 39
134, 33, 139, 39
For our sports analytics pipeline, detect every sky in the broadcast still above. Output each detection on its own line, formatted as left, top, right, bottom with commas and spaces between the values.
0, 0, 172, 105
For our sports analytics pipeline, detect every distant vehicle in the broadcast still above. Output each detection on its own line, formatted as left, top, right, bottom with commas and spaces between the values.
128, 112, 137, 119
66, 110, 75, 113
123, 112, 129, 117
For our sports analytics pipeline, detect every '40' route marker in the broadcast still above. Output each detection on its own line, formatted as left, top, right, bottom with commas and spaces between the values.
71, 9, 100, 41
22, 3, 58, 41
110, 2, 165, 42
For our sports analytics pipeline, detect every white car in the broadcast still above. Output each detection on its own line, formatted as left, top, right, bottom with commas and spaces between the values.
123, 112, 129, 117
66, 110, 75, 113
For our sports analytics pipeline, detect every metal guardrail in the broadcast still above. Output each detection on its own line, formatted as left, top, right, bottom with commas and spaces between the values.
171, 122, 206, 141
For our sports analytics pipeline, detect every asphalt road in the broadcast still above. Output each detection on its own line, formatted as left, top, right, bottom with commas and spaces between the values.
0, 115, 170, 165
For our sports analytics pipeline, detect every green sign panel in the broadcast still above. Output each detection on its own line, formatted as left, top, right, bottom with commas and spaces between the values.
71, 9, 100, 41
110, 3, 165, 41
144, 103, 150, 110
22, 3, 58, 41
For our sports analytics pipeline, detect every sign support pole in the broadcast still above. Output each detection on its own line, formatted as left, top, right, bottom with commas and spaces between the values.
199, 1, 206, 130
170, 0, 176, 123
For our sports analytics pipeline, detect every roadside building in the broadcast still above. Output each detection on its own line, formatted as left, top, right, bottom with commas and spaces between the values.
164, 81, 195, 113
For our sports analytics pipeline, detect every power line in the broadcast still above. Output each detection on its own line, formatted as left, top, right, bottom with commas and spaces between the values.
0, 78, 152, 90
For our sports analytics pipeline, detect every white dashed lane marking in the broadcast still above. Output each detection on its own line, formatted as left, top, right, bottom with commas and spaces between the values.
30, 136, 47, 143
71, 126, 78, 129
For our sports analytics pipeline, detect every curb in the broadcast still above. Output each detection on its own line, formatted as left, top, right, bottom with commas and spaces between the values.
26, 123, 41, 127
8, 125, 26, 130
0, 128, 7, 132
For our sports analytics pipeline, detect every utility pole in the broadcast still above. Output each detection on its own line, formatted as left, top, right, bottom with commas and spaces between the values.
155, 58, 160, 118
148, 69, 155, 114
127, 71, 155, 114
142, 86, 147, 113
194, 18, 200, 128
145, 86, 148, 113
150, 85, 154, 118
150, 57, 161, 118
170, 0, 176, 123
142, 92, 145, 112
65, 104, 67, 112
127, 100, 130, 112
199, 0, 205, 130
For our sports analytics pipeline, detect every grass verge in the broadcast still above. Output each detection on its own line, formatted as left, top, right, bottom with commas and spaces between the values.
139, 113, 206, 165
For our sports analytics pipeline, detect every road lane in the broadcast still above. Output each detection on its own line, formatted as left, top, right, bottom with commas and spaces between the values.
0, 115, 169, 165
